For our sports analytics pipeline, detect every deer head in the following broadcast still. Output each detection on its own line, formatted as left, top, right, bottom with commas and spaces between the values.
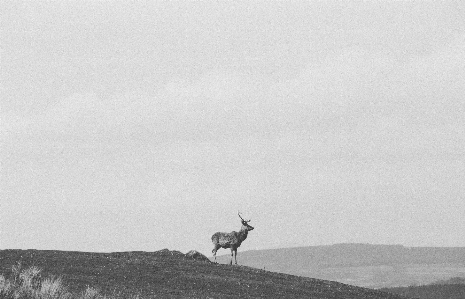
238, 211, 254, 231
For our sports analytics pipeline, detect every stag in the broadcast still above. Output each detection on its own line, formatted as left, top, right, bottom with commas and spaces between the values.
211, 212, 254, 265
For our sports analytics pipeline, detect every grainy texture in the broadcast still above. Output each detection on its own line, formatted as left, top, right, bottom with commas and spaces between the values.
0, 249, 410, 299
382, 283, 465, 299
211, 216, 254, 264
211, 230, 248, 248
214, 244, 465, 288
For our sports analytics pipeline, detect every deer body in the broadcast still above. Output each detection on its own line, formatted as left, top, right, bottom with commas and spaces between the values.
211, 212, 254, 264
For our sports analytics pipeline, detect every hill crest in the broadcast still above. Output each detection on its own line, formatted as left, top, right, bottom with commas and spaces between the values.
0, 248, 408, 298
214, 243, 465, 288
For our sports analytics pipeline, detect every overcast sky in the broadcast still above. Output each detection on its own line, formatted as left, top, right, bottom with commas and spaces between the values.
1, 1, 465, 255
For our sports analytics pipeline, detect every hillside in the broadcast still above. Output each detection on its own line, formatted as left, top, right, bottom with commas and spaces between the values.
214, 243, 465, 288
0, 249, 408, 299
381, 278, 465, 299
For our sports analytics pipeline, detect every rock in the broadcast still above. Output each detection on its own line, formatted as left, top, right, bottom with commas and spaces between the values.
154, 249, 185, 257
185, 250, 211, 262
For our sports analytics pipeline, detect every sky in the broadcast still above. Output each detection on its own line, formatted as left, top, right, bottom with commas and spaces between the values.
1, 1, 465, 255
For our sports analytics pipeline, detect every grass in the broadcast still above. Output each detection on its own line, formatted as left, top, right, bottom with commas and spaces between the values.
0, 249, 409, 298
0, 262, 140, 299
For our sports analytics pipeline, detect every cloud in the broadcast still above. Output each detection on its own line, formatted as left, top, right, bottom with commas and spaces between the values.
2, 3, 465, 252
3, 34, 465, 161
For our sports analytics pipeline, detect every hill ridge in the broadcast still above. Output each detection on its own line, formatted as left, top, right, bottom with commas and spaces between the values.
214, 243, 465, 288
0, 248, 409, 298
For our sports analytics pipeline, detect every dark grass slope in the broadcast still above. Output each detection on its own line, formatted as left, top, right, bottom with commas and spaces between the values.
0, 249, 409, 299
382, 283, 465, 299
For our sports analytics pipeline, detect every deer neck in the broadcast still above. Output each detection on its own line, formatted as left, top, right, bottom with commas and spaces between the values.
238, 225, 249, 241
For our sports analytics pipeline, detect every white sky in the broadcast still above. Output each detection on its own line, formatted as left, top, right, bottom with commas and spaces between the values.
1, 1, 465, 255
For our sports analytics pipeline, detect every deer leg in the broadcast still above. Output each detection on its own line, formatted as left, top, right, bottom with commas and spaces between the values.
212, 245, 219, 263
230, 248, 234, 265
234, 249, 238, 265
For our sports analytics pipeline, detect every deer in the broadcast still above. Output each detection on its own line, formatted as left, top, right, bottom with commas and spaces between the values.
211, 211, 254, 265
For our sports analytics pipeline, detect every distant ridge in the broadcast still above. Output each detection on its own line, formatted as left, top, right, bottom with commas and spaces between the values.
382, 277, 465, 299
0, 248, 408, 298
215, 243, 465, 288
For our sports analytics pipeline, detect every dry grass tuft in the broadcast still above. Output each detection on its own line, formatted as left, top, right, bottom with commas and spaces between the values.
0, 263, 140, 299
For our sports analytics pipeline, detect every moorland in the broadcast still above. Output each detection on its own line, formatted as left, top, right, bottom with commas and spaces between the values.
0, 248, 408, 299
214, 243, 465, 288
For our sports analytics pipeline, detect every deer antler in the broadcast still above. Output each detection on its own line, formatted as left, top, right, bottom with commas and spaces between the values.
238, 211, 251, 222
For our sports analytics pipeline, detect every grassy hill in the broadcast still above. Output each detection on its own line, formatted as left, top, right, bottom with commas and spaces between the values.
0, 249, 408, 299
214, 243, 465, 288
381, 278, 465, 299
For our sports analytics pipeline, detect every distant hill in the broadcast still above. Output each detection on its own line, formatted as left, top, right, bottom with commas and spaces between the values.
0, 248, 408, 298
381, 277, 465, 299
433, 277, 465, 285
214, 243, 465, 288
